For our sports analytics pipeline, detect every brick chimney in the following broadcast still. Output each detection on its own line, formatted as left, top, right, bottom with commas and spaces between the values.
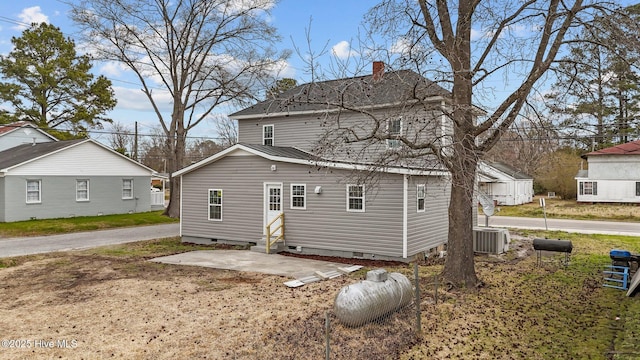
372, 61, 384, 81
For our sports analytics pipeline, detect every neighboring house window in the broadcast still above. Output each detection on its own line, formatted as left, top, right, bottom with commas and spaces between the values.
26, 179, 41, 204
387, 118, 402, 149
417, 184, 426, 212
263, 125, 274, 146
291, 184, 306, 209
579, 181, 597, 196
76, 179, 89, 201
636, 182, 640, 196
208, 189, 222, 220
122, 179, 134, 199
347, 184, 365, 212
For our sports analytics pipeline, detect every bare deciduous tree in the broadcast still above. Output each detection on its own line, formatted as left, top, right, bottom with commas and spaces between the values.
303, 0, 626, 287
107, 122, 134, 156
69, 0, 289, 217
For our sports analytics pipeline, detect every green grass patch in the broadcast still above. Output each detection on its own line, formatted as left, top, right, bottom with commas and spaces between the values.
403, 231, 640, 359
86, 237, 248, 259
0, 211, 178, 237
488, 197, 640, 222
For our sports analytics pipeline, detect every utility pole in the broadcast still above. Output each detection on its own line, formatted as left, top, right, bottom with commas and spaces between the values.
134, 121, 138, 161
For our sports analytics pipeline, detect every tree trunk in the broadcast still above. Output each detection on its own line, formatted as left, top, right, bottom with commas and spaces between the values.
443, 154, 478, 287
164, 105, 186, 219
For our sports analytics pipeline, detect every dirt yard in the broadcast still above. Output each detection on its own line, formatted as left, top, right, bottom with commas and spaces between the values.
0, 248, 416, 360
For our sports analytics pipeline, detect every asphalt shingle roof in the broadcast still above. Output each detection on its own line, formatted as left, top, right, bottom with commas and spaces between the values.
484, 161, 532, 180
585, 140, 640, 156
239, 143, 318, 161
230, 70, 451, 118
0, 139, 86, 170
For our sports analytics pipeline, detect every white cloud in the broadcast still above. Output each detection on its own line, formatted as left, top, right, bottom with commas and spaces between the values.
14, 6, 49, 30
390, 37, 412, 55
113, 86, 173, 113
99, 61, 130, 77
332, 41, 358, 60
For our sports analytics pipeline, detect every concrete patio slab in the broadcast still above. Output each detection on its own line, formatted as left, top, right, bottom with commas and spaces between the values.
150, 250, 361, 281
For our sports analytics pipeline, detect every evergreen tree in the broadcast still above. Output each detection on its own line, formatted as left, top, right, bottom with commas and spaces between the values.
0, 23, 116, 134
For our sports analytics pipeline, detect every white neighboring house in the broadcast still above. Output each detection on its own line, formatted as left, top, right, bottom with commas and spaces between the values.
0, 138, 159, 222
478, 161, 534, 206
576, 140, 640, 204
0, 121, 57, 151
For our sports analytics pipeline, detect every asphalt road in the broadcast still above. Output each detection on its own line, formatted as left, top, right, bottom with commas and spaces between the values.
479, 215, 640, 237
0, 216, 637, 259
0, 223, 180, 258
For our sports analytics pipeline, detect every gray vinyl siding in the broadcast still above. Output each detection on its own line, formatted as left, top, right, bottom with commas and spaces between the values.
181, 155, 407, 257
407, 175, 450, 255
237, 113, 323, 150
2, 175, 150, 222
237, 108, 446, 162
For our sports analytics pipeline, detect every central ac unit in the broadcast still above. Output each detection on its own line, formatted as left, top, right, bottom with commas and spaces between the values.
473, 227, 510, 254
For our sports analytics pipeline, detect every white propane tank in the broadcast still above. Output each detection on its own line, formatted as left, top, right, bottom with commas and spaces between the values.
334, 269, 413, 327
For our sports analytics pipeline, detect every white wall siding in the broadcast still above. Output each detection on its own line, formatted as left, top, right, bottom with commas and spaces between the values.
3, 176, 151, 222
577, 179, 640, 203
8, 142, 151, 176
588, 156, 640, 179
181, 155, 410, 257
0, 177, 5, 222
0, 129, 54, 152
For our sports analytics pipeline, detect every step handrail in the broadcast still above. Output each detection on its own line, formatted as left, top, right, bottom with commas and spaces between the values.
265, 212, 285, 254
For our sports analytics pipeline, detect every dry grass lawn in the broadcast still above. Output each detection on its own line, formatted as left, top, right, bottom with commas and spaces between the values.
0, 232, 638, 360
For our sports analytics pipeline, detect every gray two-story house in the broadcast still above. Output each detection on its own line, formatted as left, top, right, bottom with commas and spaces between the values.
175, 64, 459, 261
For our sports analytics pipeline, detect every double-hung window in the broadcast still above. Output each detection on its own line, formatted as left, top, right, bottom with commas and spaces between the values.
208, 189, 222, 220
387, 118, 402, 149
347, 184, 365, 212
579, 181, 597, 196
263, 125, 274, 146
26, 179, 41, 204
291, 184, 306, 209
122, 179, 134, 199
417, 184, 426, 212
76, 179, 89, 201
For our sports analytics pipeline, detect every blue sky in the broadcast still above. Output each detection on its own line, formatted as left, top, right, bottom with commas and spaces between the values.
0, 1, 375, 141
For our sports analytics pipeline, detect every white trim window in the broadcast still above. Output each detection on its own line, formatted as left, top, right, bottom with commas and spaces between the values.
263, 124, 274, 146
208, 189, 223, 221
76, 179, 89, 201
347, 184, 365, 212
26, 179, 41, 204
417, 184, 426, 212
579, 181, 597, 196
290, 184, 306, 209
122, 179, 134, 199
387, 117, 402, 149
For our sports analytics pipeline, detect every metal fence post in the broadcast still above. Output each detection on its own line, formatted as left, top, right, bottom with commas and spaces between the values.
413, 262, 422, 336
325, 311, 331, 360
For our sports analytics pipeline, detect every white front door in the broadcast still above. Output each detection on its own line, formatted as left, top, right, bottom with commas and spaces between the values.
264, 183, 283, 236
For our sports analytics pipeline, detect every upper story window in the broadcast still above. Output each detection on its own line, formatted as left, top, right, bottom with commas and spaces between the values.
208, 189, 223, 221
387, 118, 402, 149
76, 179, 89, 201
417, 184, 426, 212
26, 179, 41, 204
291, 184, 306, 209
347, 184, 365, 212
263, 124, 274, 146
122, 179, 134, 199
579, 181, 597, 196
